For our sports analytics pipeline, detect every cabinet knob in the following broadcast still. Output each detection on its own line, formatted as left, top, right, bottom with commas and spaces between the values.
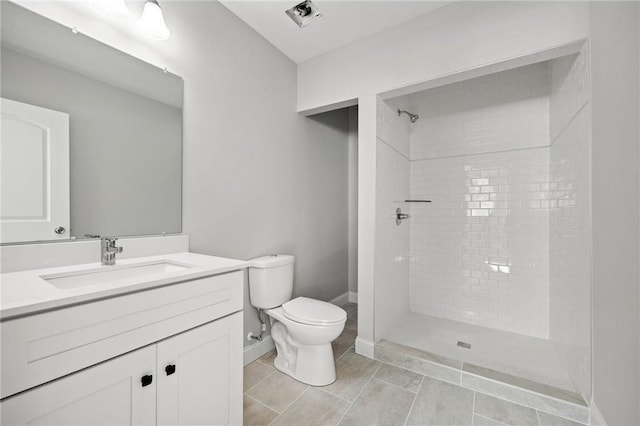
165, 364, 176, 376
141, 374, 153, 387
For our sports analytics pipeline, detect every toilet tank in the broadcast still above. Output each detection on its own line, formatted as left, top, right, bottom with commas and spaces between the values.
248, 255, 295, 309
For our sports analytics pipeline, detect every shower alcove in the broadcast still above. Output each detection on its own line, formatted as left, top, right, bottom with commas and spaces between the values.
361, 40, 592, 423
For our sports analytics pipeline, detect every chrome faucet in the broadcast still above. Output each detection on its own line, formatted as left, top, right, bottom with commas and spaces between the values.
101, 237, 123, 265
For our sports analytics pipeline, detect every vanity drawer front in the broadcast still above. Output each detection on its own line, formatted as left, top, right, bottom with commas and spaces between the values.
1, 270, 243, 399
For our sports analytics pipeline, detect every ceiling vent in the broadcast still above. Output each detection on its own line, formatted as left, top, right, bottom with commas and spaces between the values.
285, 0, 322, 28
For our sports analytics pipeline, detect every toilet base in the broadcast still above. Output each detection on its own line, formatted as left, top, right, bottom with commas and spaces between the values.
271, 321, 337, 386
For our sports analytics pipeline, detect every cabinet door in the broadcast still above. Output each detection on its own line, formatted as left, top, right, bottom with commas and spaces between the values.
157, 312, 243, 426
1, 345, 156, 426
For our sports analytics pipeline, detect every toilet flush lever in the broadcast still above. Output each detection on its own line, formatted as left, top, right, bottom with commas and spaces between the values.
396, 208, 410, 226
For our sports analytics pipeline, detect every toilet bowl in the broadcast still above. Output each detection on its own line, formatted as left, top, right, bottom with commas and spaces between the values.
248, 255, 346, 386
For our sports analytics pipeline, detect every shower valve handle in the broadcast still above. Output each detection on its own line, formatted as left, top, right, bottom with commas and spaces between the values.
395, 208, 410, 225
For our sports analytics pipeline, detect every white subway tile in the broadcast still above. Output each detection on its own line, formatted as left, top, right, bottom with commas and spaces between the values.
408, 70, 552, 337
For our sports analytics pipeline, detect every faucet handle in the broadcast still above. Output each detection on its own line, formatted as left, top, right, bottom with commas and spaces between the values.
101, 237, 123, 252
100, 237, 123, 265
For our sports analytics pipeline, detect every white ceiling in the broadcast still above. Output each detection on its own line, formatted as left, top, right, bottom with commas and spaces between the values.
219, 1, 452, 63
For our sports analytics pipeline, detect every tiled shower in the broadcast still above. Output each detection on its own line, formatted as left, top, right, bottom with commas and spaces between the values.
374, 47, 591, 402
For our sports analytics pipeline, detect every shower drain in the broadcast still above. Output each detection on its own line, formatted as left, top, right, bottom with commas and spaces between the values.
457, 341, 471, 349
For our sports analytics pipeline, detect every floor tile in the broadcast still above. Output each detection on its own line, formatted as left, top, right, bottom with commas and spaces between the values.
271, 388, 350, 426
537, 411, 586, 426
473, 414, 508, 426
461, 373, 589, 424
374, 363, 423, 393
244, 361, 275, 392
258, 349, 277, 366
345, 314, 357, 331
243, 395, 279, 426
246, 370, 308, 413
339, 379, 415, 426
323, 348, 381, 401
341, 303, 358, 318
405, 376, 474, 426
332, 328, 357, 360
474, 393, 539, 426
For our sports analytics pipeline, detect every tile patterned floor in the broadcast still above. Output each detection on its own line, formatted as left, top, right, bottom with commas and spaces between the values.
243, 303, 585, 426
374, 340, 588, 423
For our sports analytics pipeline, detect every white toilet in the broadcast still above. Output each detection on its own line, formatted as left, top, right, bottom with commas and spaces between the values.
249, 255, 346, 386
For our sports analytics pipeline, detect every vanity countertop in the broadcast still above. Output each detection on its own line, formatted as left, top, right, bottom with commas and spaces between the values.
0, 252, 249, 320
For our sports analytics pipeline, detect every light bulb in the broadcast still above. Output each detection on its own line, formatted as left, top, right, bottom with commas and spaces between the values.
138, 0, 171, 41
92, 0, 131, 20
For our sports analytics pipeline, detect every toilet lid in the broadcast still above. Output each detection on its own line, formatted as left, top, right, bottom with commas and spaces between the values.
282, 297, 347, 326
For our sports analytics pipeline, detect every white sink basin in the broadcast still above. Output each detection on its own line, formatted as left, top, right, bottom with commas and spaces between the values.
41, 261, 193, 290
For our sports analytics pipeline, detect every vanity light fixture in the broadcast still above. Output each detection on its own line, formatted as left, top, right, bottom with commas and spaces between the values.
91, 0, 171, 41
91, 0, 131, 20
138, 0, 171, 41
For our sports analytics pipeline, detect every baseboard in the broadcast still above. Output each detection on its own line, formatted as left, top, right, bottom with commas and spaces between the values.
330, 291, 358, 306
243, 335, 275, 366
589, 401, 607, 426
355, 337, 375, 359
330, 292, 349, 306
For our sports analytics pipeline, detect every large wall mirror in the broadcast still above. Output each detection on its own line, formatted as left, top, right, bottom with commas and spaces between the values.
0, 2, 183, 244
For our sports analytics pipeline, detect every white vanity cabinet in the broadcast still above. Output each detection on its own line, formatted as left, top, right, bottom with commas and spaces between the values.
1, 345, 158, 426
1, 313, 242, 426
157, 313, 242, 426
0, 263, 245, 426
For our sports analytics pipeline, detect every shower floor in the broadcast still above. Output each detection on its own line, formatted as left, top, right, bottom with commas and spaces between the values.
383, 311, 574, 392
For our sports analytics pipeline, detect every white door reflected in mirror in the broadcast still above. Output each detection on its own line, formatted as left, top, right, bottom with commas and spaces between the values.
1, 98, 70, 243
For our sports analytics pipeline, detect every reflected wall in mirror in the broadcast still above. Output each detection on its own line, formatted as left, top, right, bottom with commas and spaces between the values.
0, 2, 183, 243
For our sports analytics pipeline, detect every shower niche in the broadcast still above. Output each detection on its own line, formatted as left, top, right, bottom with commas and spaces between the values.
372, 42, 591, 421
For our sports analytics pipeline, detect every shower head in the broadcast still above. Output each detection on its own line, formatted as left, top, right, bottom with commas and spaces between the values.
398, 109, 419, 123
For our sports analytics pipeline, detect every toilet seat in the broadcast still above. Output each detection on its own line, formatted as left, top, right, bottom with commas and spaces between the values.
282, 297, 346, 326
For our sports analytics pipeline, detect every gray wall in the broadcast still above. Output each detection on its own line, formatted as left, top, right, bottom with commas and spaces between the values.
348, 106, 358, 295
188, 104, 350, 346
168, 3, 350, 345
590, 2, 640, 424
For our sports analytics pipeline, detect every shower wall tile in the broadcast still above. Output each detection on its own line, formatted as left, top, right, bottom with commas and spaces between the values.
377, 97, 410, 158
408, 62, 550, 160
375, 138, 410, 340
409, 148, 551, 338
550, 47, 590, 142
549, 48, 591, 401
405, 62, 555, 339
